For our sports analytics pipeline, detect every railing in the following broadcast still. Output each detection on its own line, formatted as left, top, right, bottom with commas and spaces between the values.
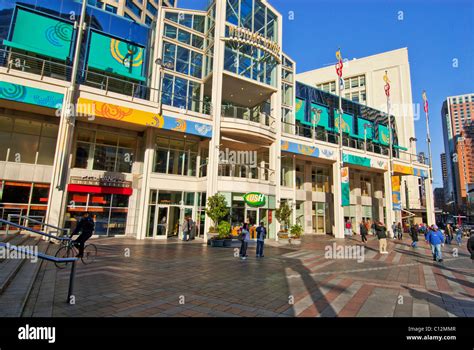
221, 105, 275, 130
0, 48, 72, 81
0, 219, 78, 303
5, 214, 70, 237
218, 163, 275, 183
281, 121, 393, 158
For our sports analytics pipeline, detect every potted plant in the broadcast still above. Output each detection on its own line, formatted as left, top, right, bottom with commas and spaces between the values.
217, 221, 233, 247
275, 201, 292, 242
289, 224, 303, 245
205, 194, 229, 246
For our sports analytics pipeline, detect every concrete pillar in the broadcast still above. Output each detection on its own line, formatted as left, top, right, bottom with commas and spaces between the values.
204, 0, 226, 241
384, 170, 395, 237
332, 161, 344, 239
136, 128, 155, 239
424, 178, 436, 225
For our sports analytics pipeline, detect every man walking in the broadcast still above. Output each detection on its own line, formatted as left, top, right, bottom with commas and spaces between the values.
182, 216, 191, 241
360, 220, 368, 244
239, 223, 250, 260
375, 221, 388, 254
410, 224, 419, 248
256, 222, 266, 258
427, 225, 444, 263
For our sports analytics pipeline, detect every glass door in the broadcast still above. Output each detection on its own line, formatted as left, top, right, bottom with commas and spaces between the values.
167, 206, 181, 237
157, 207, 168, 237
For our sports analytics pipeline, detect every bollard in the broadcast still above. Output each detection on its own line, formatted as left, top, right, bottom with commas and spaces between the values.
67, 260, 76, 304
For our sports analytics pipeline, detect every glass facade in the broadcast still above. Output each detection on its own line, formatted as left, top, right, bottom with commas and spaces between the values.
153, 136, 202, 177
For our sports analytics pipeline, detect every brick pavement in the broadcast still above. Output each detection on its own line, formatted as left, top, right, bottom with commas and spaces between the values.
22, 235, 474, 317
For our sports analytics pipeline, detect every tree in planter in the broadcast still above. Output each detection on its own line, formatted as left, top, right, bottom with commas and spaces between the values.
205, 193, 229, 236
275, 201, 292, 234
289, 224, 303, 239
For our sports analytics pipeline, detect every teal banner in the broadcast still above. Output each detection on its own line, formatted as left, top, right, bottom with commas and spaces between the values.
88, 31, 146, 81
4, 8, 73, 60
334, 110, 355, 136
0, 82, 63, 108
342, 153, 371, 168
295, 98, 305, 121
341, 167, 350, 207
378, 124, 390, 145
310, 103, 330, 129
358, 118, 373, 140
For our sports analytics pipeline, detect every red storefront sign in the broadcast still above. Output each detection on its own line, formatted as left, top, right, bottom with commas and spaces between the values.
67, 184, 133, 196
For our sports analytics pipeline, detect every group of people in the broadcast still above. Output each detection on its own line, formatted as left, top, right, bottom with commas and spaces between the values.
355, 217, 474, 263
237, 222, 267, 260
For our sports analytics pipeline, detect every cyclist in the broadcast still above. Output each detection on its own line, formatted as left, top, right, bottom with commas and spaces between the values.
71, 212, 95, 258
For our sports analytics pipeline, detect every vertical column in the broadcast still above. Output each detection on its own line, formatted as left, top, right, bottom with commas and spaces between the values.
424, 177, 435, 225
204, 0, 226, 241
136, 128, 155, 239
332, 160, 344, 239
384, 170, 395, 237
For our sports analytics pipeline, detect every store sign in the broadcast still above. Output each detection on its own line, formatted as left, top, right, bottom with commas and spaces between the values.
243, 192, 266, 208
225, 25, 281, 63
70, 176, 132, 188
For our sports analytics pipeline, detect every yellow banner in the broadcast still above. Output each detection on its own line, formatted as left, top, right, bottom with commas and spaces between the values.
393, 163, 413, 175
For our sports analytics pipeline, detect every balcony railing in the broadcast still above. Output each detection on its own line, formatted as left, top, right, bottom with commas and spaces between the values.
218, 163, 275, 184
221, 105, 275, 130
281, 121, 393, 158
0, 48, 72, 81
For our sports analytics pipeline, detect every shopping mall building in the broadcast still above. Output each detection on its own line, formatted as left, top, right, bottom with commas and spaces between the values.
0, 0, 434, 240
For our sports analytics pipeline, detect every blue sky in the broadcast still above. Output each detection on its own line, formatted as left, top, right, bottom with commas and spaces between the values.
178, 0, 474, 188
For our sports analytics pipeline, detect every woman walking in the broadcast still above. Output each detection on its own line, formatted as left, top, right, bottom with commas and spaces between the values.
239, 223, 250, 260
360, 220, 368, 244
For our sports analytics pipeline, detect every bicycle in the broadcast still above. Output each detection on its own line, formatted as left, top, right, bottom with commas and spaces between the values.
54, 237, 97, 269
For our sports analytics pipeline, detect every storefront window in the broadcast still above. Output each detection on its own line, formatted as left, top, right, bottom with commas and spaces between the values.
281, 156, 293, 187
295, 163, 304, 190
0, 116, 58, 165
312, 166, 330, 192
65, 192, 130, 236
73, 129, 137, 173
153, 136, 200, 177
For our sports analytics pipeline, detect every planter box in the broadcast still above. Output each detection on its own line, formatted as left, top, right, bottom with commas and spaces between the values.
277, 238, 301, 246
210, 239, 225, 247
223, 239, 233, 247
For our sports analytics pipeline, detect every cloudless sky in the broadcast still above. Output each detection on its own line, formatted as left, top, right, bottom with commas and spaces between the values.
179, 0, 474, 188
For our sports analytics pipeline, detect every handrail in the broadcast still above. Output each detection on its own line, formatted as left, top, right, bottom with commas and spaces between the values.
6, 215, 69, 236
0, 218, 78, 304
0, 219, 71, 242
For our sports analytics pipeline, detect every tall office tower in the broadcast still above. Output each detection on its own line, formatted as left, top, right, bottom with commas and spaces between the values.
441, 93, 474, 210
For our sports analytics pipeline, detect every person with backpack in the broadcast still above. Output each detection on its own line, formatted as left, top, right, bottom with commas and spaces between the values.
71, 212, 95, 258
238, 223, 250, 260
360, 220, 368, 244
256, 222, 266, 258
374, 221, 388, 254
426, 225, 444, 263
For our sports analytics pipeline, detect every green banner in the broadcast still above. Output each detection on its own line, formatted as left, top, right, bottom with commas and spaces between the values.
88, 31, 146, 81
4, 8, 73, 60
295, 98, 305, 121
0, 82, 64, 108
310, 103, 330, 129
342, 153, 371, 168
378, 124, 390, 145
358, 118, 373, 140
334, 110, 355, 136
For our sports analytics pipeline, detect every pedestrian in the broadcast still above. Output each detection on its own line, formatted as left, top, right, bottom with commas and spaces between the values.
455, 225, 463, 246
256, 221, 266, 258
374, 221, 388, 254
397, 222, 403, 240
410, 223, 419, 248
360, 220, 368, 244
71, 212, 94, 258
467, 230, 474, 261
426, 225, 444, 263
182, 216, 191, 241
239, 223, 250, 260
445, 224, 453, 245
391, 222, 397, 240
345, 220, 352, 237
365, 219, 372, 236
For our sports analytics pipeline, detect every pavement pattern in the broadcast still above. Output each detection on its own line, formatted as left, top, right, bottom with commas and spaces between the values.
24, 234, 474, 317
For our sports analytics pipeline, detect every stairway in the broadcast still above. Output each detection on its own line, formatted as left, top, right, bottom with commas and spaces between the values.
0, 233, 54, 317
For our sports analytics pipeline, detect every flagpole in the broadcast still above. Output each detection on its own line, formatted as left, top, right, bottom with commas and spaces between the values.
423, 91, 433, 185
384, 71, 395, 235
336, 49, 343, 168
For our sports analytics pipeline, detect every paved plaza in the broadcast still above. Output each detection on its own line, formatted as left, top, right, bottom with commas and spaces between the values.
23, 235, 474, 317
